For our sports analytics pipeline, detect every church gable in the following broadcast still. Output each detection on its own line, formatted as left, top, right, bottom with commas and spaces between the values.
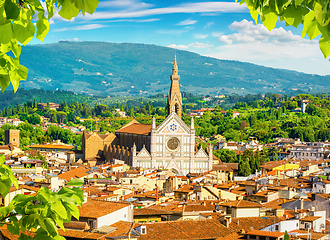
195, 147, 208, 158
137, 146, 151, 158
166, 159, 182, 175
157, 112, 190, 134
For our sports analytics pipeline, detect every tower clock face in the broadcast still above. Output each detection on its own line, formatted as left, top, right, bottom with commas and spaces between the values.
167, 137, 179, 151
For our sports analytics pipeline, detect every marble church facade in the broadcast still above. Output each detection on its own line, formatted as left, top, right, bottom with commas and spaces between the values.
116, 56, 212, 175
83, 57, 212, 175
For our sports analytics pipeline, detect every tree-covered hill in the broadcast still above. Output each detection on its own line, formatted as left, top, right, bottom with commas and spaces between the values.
19, 41, 330, 96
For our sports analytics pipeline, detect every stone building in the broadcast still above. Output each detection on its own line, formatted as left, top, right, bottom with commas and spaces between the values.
82, 57, 212, 175
5, 129, 20, 148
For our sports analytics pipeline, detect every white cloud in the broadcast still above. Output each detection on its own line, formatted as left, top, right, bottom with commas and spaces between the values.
212, 32, 222, 37
73, 37, 79, 41
101, 18, 160, 23
204, 19, 327, 74
157, 29, 189, 35
195, 34, 208, 39
54, 24, 108, 32
189, 42, 213, 48
80, 2, 247, 20
177, 19, 197, 26
208, 41, 328, 74
98, 0, 153, 11
219, 19, 309, 44
204, 22, 214, 29
167, 44, 189, 49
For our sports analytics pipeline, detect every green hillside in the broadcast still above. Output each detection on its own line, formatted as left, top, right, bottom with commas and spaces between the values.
19, 41, 330, 96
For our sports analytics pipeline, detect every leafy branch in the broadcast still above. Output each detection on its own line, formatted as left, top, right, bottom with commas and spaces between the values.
0, 154, 85, 240
0, 0, 99, 92
236, 0, 330, 59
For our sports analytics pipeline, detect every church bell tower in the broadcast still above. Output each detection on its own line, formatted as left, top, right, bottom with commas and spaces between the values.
167, 56, 182, 118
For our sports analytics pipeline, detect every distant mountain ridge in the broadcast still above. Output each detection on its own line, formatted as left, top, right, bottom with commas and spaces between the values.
19, 41, 330, 96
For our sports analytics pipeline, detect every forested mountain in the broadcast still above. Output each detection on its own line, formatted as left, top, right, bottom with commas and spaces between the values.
19, 42, 330, 96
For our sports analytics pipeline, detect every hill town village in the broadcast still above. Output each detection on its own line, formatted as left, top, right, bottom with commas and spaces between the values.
2, 58, 330, 240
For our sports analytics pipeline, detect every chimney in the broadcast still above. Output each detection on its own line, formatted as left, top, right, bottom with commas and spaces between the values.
300, 199, 304, 210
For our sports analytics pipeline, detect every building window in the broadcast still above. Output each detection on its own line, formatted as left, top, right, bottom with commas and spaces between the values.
275, 225, 279, 231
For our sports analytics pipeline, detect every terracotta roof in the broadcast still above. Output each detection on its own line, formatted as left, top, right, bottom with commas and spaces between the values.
229, 216, 284, 233
246, 230, 284, 237
150, 200, 222, 213
134, 208, 173, 216
116, 122, 151, 135
0, 145, 10, 150
78, 200, 130, 218
136, 219, 235, 240
58, 166, 90, 181
262, 198, 294, 209
0, 225, 35, 240
300, 216, 321, 222
63, 221, 90, 230
213, 163, 238, 172
220, 200, 262, 208
174, 185, 194, 193
291, 229, 328, 240
27, 144, 73, 150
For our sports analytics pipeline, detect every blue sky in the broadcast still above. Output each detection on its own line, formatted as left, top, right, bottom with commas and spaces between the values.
34, 0, 330, 75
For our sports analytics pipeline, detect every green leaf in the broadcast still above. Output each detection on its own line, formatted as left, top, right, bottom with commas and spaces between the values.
301, 10, 315, 38
66, 178, 84, 186
51, 212, 65, 231
74, 0, 99, 15
0, 205, 14, 218
10, 40, 21, 58
306, 19, 321, 39
16, 63, 28, 80
43, 218, 58, 237
63, 201, 79, 220
13, 20, 35, 45
7, 218, 20, 235
261, 8, 279, 30
21, 214, 39, 230
19, 233, 35, 240
0, 176, 12, 197
0, 22, 13, 44
9, 68, 20, 92
37, 187, 51, 202
36, 14, 49, 41
70, 187, 84, 204
46, 0, 55, 19
54, 236, 66, 240
319, 35, 330, 59
4, 0, 20, 19
50, 196, 68, 219
283, 5, 295, 25
0, 74, 10, 92
0, 154, 5, 164
295, 0, 304, 6
314, 2, 323, 25
58, 0, 79, 20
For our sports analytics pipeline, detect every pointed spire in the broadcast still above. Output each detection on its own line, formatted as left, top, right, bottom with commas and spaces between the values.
168, 55, 182, 117
172, 55, 178, 75
190, 117, 194, 129
133, 142, 136, 156
152, 116, 156, 129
